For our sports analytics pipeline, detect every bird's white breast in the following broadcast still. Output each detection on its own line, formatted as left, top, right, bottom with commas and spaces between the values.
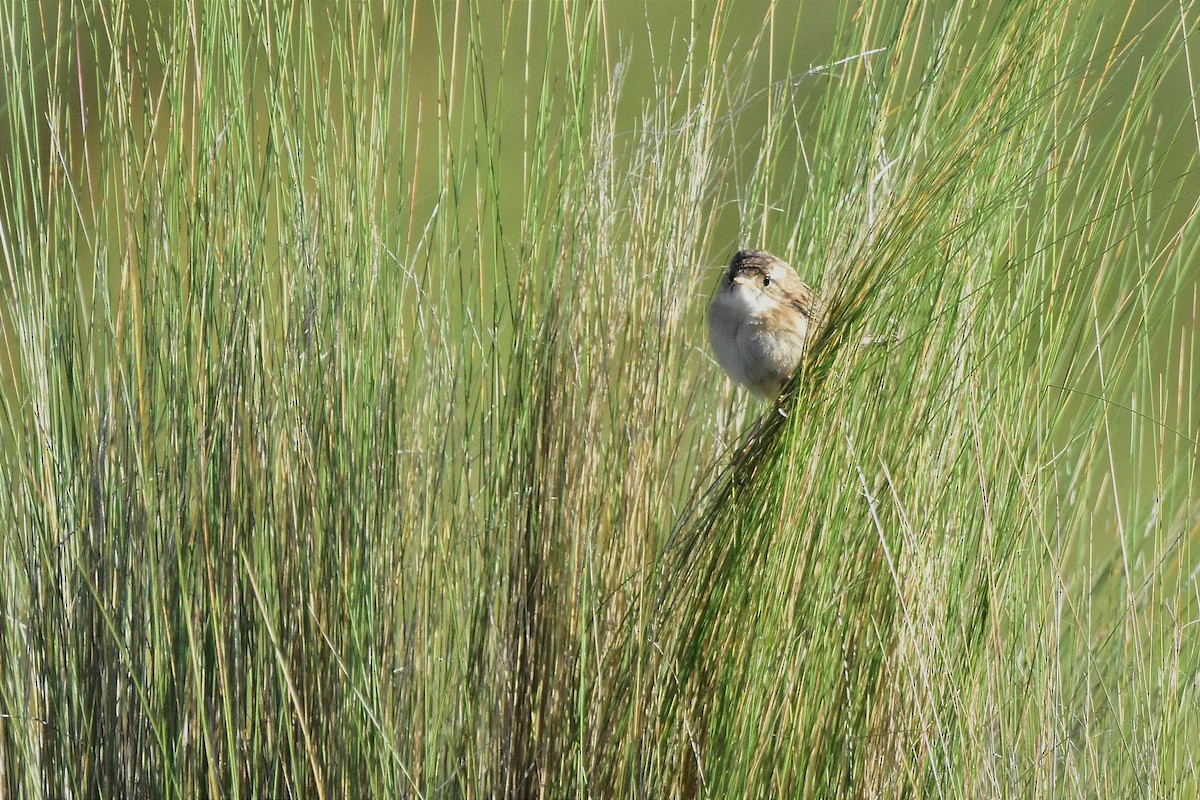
708, 293, 750, 386
708, 285, 774, 384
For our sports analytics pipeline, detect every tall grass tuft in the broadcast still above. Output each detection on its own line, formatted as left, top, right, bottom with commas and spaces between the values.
1, 0, 1197, 797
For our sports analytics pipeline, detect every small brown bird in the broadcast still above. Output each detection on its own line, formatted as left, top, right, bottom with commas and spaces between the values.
707, 249, 825, 398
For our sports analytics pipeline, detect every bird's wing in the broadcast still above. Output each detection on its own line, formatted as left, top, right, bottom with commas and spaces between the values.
789, 281, 825, 323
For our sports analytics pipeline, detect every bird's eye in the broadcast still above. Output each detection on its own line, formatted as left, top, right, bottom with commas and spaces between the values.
762, 276, 771, 287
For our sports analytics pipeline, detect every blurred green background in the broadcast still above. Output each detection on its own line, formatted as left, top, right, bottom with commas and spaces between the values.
11, 0, 1199, 235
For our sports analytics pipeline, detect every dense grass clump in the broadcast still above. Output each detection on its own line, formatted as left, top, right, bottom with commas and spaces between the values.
1, 1, 1197, 797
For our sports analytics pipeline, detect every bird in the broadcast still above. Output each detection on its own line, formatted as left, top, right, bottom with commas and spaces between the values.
707, 249, 825, 398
